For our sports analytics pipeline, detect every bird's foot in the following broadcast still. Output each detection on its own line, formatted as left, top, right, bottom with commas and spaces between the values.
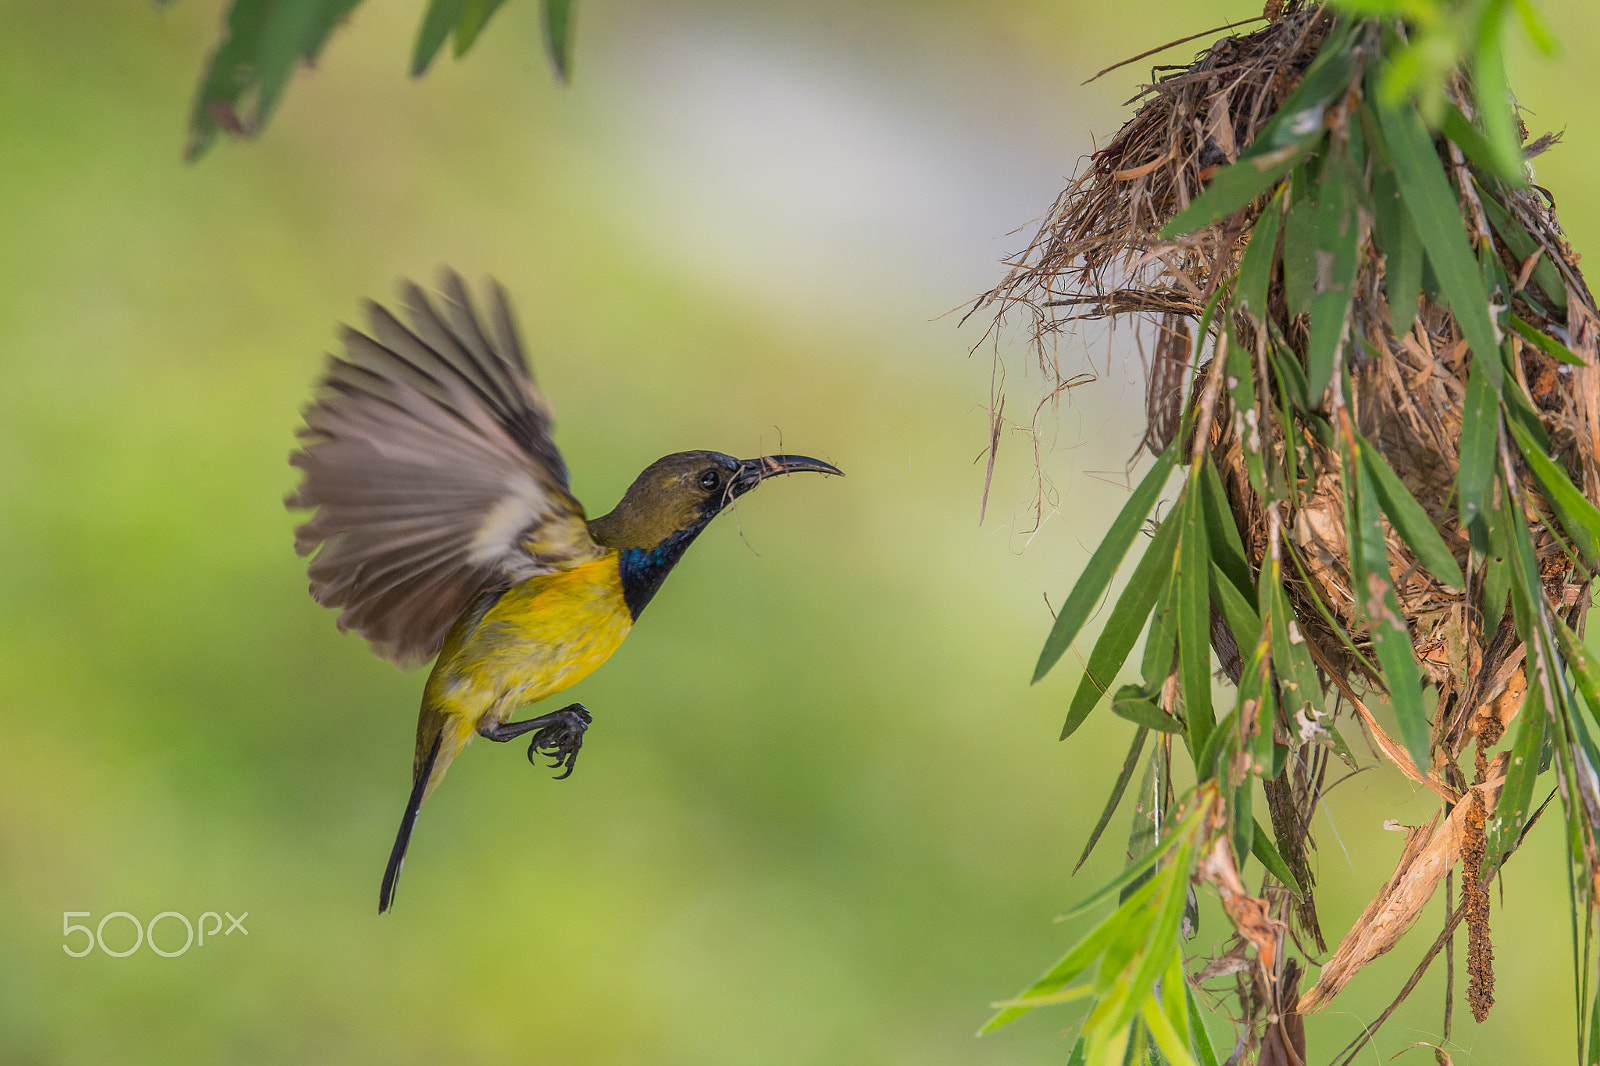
526, 704, 592, 780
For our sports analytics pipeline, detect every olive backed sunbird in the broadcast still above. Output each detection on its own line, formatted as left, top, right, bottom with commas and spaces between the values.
287, 272, 841, 912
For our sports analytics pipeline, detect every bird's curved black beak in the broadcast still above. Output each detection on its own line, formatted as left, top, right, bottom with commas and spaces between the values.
730, 454, 844, 498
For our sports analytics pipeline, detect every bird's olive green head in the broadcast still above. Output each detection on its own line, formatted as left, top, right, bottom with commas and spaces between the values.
588, 450, 843, 618
589, 450, 842, 550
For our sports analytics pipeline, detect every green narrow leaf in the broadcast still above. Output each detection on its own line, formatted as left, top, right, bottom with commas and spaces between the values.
1357, 433, 1466, 588
1500, 342, 1552, 453
1118, 836, 1198, 1029
1199, 462, 1253, 598
1457, 362, 1499, 543
1231, 778, 1255, 877
1066, 811, 1196, 922
454, 0, 511, 55
1141, 997, 1200, 1066
412, 0, 469, 75
1160, 149, 1309, 239
1369, 146, 1424, 339
1035, 442, 1178, 683
1304, 154, 1362, 399
1489, 674, 1546, 860
1142, 568, 1180, 684
1477, 185, 1569, 315
981, 872, 1163, 1034
1226, 325, 1267, 497
1162, 28, 1361, 238
1075, 727, 1152, 873
1376, 99, 1503, 390
1553, 614, 1600, 721
1261, 550, 1324, 722
1121, 741, 1171, 903
1196, 707, 1238, 782
1507, 416, 1600, 565
1209, 563, 1262, 662
1063, 515, 1182, 738
1251, 820, 1304, 894
1354, 450, 1431, 767
1186, 985, 1221, 1066
541, 0, 577, 82
1438, 102, 1514, 188
1112, 690, 1186, 734
1508, 314, 1587, 367
1237, 188, 1284, 320
1471, 3, 1528, 188
1282, 539, 1381, 678
1179, 475, 1215, 758
1281, 162, 1318, 317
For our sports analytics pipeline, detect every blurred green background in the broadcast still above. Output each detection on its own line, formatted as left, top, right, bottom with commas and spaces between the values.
3, 2, 1599, 1063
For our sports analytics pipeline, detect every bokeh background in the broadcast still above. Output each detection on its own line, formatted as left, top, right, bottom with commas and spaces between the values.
4, 2, 1600, 1063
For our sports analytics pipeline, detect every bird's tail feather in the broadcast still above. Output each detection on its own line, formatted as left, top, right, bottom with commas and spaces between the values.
379, 728, 444, 913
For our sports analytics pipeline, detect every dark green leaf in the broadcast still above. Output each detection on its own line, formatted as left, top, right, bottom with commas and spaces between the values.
1377, 100, 1503, 391
1063, 515, 1182, 738
1160, 147, 1313, 240
1553, 614, 1600, 722
541, 0, 577, 82
1209, 563, 1262, 666
979, 873, 1162, 1034
1251, 819, 1305, 894
186, 0, 362, 160
1478, 186, 1569, 315
1304, 154, 1362, 399
1499, 342, 1551, 454
1225, 325, 1267, 496
1470, 5, 1528, 188
1237, 189, 1284, 320
454, 0, 511, 55
1161, 30, 1360, 240
1281, 163, 1319, 316
1439, 102, 1513, 188
1283, 539, 1380, 678
1179, 475, 1215, 757
1142, 568, 1180, 684
1196, 707, 1237, 782
1199, 461, 1253, 599
1187, 984, 1221, 1066
1358, 433, 1466, 588
1075, 727, 1152, 873
1507, 415, 1600, 565
1230, 781, 1255, 885
412, 0, 469, 76
1261, 551, 1324, 722
1489, 675, 1545, 859
1370, 156, 1423, 338
1457, 361, 1499, 542
1063, 808, 1195, 921
1354, 453, 1431, 767
1035, 442, 1178, 683
1508, 314, 1587, 367
1112, 692, 1187, 734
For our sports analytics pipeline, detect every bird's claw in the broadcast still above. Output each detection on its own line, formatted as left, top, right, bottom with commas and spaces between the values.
527, 706, 592, 780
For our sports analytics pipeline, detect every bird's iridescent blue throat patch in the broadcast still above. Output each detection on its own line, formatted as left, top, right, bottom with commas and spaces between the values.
617, 526, 705, 620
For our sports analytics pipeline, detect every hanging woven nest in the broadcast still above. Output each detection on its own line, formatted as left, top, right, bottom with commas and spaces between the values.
979, 4, 1600, 1060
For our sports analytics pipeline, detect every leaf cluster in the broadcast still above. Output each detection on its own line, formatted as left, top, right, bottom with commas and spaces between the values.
172, 0, 577, 160
986, 6, 1600, 1062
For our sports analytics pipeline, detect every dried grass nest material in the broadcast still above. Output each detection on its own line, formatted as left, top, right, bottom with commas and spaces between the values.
977, 8, 1600, 746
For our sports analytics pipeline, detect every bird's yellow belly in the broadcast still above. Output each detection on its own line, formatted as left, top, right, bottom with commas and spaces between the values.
424, 554, 633, 729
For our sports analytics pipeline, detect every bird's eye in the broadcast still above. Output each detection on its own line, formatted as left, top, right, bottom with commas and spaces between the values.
698, 470, 722, 492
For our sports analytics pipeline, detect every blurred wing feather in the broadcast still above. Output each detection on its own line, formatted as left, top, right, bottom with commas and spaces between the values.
289, 271, 601, 667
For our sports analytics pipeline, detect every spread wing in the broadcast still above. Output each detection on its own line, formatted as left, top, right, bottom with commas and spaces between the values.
288, 271, 604, 667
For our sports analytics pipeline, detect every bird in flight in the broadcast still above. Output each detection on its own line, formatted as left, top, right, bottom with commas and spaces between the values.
287, 272, 842, 912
